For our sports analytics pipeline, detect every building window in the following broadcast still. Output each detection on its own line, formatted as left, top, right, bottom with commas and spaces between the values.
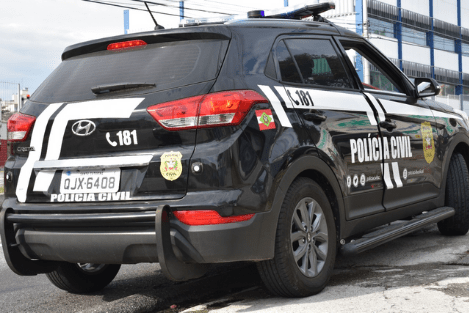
369, 18, 394, 38
402, 27, 426, 46
434, 35, 455, 52
462, 43, 469, 57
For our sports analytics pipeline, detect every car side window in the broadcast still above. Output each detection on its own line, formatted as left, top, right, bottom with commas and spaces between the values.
276, 40, 303, 83
344, 47, 402, 93
339, 41, 409, 94
264, 51, 277, 80
275, 38, 352, 89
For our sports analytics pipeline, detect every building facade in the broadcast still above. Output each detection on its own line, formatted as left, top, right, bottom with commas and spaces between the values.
319, 0, 469, 112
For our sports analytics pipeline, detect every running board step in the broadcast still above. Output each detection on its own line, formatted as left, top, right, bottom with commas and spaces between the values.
341, 207, 455, 256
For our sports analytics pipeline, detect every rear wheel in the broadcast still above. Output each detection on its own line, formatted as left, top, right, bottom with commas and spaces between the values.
46, 263, 121, 293
257, 178, 336, 297
438, 153, 469, 236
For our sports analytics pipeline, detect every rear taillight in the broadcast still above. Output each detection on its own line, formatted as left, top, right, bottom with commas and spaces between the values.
173, 210, 255, 226
146, 90, 268, 130
7, 113, 36, 142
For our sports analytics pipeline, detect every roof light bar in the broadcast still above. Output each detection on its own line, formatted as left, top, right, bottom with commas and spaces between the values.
178, 2, 335, 27
264, 2, 335, 20
247, 10, 265, 18
179, 14, 245, 27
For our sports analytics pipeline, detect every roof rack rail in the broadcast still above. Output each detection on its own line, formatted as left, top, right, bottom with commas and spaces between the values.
179, 2, 335, 27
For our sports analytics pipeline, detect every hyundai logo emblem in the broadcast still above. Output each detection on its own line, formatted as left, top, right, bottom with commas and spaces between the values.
71, 120, 96, 136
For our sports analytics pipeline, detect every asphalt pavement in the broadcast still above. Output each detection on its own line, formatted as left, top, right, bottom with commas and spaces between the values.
2, 223, 469, 312
2, 170, 469, 312
198, 226, 469, 313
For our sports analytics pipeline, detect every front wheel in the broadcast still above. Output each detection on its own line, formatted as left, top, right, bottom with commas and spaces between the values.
257, 177, 336, 297
46, 263, 121, 293
438, 153, 469, 236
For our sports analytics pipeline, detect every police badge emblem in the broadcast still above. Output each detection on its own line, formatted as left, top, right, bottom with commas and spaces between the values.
421, 122, 435, 164
160, 151, 183, 181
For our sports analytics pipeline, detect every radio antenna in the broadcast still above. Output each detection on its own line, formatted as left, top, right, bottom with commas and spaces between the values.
144, 2, 164, 29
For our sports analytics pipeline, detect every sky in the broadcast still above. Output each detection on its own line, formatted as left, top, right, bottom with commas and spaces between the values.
1, 0, 311, 98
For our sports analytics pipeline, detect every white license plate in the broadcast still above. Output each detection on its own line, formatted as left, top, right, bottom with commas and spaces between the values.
60, 168, 120, 194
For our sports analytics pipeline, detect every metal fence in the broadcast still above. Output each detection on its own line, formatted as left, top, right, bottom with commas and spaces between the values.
368, 0, 469, 42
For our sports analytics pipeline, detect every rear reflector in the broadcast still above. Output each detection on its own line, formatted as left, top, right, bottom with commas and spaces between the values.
107, 40, 147, 50
173, 210, 255, 226
147, 90, 268, 130
7, 113, 36, 142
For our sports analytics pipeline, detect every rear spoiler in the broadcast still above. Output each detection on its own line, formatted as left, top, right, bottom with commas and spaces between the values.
61, 27, 231, 60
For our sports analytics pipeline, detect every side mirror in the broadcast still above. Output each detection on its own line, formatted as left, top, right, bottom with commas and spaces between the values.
414, 77, 441, 98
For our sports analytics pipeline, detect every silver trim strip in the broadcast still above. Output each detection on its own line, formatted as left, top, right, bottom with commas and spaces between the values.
33, 155, 153, 170
364, 89, 406, 97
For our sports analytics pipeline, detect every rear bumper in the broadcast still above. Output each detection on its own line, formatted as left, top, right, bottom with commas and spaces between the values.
0, 194, 276, 278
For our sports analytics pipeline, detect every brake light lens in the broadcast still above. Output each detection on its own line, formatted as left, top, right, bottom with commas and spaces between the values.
147, 90, 268, 130
7, 113, 36, 142
107, 40, 147, 50
173, 210, 255, 226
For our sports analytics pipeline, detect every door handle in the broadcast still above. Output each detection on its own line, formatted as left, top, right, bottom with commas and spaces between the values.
379, 120, 397, 130
303, 112, 327, 122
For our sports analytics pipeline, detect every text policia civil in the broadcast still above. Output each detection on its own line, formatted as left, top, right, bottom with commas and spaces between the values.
50, 191, 131, 202
350, 134, 412, 164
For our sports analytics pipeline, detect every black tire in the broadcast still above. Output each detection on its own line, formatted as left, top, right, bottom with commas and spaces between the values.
257, 177, 336, 297
46, 263, 121, 293
438, 153, 469, 236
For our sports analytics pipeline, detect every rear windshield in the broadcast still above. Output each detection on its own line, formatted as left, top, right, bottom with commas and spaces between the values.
32, 39, 229, 103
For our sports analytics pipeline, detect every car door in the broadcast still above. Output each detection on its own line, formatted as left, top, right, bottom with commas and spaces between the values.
271, 35, 386, 220
337, 38, 440, 211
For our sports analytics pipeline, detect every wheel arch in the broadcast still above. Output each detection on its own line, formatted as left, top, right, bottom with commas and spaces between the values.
264, 154, 345, 259
296, 169, 342, 243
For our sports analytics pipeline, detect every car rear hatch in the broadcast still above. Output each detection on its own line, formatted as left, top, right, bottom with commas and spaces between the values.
11, 28, 231, 203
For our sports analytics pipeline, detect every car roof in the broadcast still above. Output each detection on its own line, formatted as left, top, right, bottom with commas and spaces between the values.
61, 18, 362, 61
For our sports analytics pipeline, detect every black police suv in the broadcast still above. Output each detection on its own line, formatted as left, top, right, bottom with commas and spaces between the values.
2, 3, 469, 297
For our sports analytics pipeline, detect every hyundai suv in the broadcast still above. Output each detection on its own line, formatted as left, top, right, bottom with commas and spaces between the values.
2, 3, 469, 297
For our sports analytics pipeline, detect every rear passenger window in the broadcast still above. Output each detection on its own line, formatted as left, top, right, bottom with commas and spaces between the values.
276, 38, 352, 89
276, 40, 302, 84
264, 52, 277, 79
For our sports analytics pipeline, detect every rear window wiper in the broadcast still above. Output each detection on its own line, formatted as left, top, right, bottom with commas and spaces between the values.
91, 82, 156, 95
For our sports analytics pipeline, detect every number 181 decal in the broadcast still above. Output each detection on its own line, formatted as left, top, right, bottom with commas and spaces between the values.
106, 130, 138, 147
286, 89, 314, 107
